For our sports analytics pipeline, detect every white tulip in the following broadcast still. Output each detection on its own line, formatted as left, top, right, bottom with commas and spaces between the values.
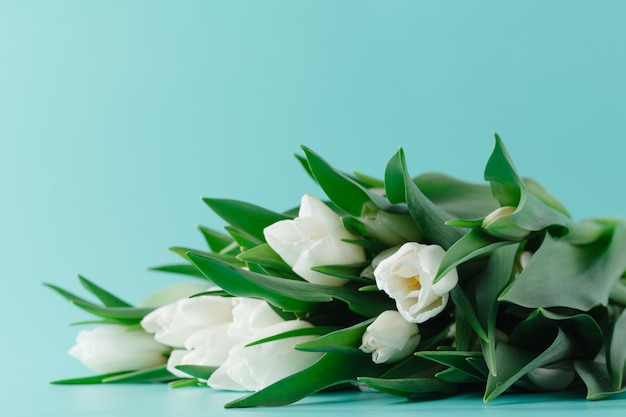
166, 349, 191, 379
228, 297, 284, 342
68, 325, 169, 374
141, 295, 233, 348
166, 298, 284, 378
207, 320, 323, 391
264, 194, 366, 286
166, 323, 237, 379
374, 242, 458, 323
360, 310, 420, 364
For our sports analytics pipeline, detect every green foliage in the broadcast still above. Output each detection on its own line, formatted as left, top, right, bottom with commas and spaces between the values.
202, 198, 291, 242
48, 135, 626, 408
500, 222, 626, 310
44, 279, 152, 325
187, 252, 394, 317
225, 353, 385, 408
385, 148, 464, 249
485, 135, 569, 235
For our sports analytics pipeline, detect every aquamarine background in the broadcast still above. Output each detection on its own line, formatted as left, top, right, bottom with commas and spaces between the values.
2, 1, 626, 415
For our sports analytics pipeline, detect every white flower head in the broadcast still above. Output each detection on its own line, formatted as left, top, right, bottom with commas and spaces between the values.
360, 310, 420, 364
207, 320, 323, 391
69, 325, 169, 374
264, 194, 366, 286
141, 295, 233, 348
374, 242, 458, 323
166, 323, 237, 379
228, 297, 284, 342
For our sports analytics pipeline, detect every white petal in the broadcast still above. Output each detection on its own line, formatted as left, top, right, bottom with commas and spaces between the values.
167, 349, 192, 378
264, 220, 303, 266
207, 358, 247, 391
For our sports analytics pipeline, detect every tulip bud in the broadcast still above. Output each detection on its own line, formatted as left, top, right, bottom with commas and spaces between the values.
360, 310, 420, 364
69, 325, 169, 374
141, 295, 233, 348
482, 206, 530, 240
264, 194, 366, 287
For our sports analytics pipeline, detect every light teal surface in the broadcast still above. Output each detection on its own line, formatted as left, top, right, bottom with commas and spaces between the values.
2, 1, 626, 415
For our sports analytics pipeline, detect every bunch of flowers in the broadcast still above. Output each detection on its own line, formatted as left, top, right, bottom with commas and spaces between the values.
48, 135, 626, 408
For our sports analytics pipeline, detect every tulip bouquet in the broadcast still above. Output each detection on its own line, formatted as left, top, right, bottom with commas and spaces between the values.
48, 135, 626, 408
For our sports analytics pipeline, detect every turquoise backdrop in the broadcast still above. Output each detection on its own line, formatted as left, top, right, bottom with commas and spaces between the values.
2, 1, 626, 415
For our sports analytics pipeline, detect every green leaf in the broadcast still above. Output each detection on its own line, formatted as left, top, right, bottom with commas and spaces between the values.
50, 371, 129, 385
310, 263, 372, 283
78, 275, 132, 307
435, 229, 513, 282
416, 351, 486, 383
188, 251, 319, 312
295, 320, 373, 354
484, 134, 523, 207
357, 377, 455, 399
169, 246, 244, 267
523, 178, 570, 218
512, 192, 569, 236
435, 367, 483, 384
384, 148, 464, 249
500, 222, 626, 310
197, 225, 234, 253
188, 252, 394, 317
508, 308, 604, 356
190, 289, 233, 298
414, 172, 499, 219
71, 300, 153, 322
225, 353, 384, 408
449, 286, 488, 343
44, 283, 150, 323
484, 135, 568, 234
169, 378, 200, 388
483, 328, 577, 402
174, 365, 218, 380
102, 365, 174, 383
474, 244, 519, 377
301, 146, 392, 217
341, 237, 388, 254
224, 226, 264, 249
247, 326, 338, 347
380, 355, 440, 379
466, 357, 489, 378
44, 282, 101, 307
237, 243, 292, 272
608, 307, 626, 389
202, 198, 291, 242
352, 171, 385, 188
574, 360, 626, 400
173, 247, 245, 268
149, 264, 206, 279
453, 300, 479, 352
